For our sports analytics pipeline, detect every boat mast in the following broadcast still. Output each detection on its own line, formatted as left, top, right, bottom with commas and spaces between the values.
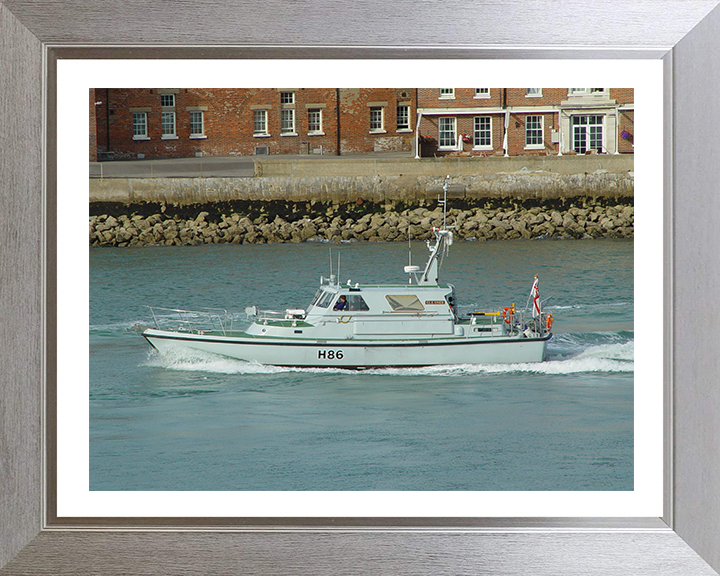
417, 175, 453, 285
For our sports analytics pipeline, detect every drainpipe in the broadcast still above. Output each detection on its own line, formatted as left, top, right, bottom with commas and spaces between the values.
557, 110, 563, 156
105, 88, 110, 154
614, 107, 620, 154
336, 88, 341, 156
414, 111, 423, 159
503, 111, 510, 157
502, 89, 509, 157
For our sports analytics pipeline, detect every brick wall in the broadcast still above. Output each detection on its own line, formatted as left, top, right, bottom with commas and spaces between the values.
338, 88, 416, 154
90, 87, 634, 160
89, 89, 98, 161
96, 88, 341, 160
416, 88, 635, 157
91, 88, 110, 159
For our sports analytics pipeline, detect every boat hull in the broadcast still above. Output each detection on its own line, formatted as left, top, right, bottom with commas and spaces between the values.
142, 329, 550, 367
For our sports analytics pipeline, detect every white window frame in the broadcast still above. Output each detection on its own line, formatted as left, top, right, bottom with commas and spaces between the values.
474, 89, 490, 99
438, 116, 458, 149
572, 114, 605, 153
189, 110, 205, 139
524, 115, 544, 149
370, 106, 385, 133
569, 88, 608, 96
132, 112, 149, 140
439, 88, 455, 99
160, 93, 175, 108
473, 116, 492, 149
161, 111, 177, 139
308, 108, 323, 135
253, 109, 269, 137
280, 91, 295, 104
525, 88, 543, 98
397, 104, 410, 131
281, 108, 296, 135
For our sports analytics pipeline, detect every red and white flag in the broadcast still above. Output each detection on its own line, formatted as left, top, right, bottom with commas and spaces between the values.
531, 276, 541, 318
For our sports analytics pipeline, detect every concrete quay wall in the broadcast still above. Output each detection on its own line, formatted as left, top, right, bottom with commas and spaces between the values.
89, 155, 634, 205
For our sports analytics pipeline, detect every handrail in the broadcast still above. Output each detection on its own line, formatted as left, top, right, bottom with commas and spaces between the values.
146, 306, 234, 336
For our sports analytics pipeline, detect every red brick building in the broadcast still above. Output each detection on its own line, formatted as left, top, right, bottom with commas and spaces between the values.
89, 88, 633, 161
89, 88, 417, 160
337, 88, 416, 155
417, 88, 634, 157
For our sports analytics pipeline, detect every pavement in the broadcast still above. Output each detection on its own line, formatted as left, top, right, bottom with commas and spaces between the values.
89, 152, 415, 179
89, 156, 256, 179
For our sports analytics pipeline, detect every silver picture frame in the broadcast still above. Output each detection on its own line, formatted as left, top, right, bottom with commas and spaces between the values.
2, 1, 720, 574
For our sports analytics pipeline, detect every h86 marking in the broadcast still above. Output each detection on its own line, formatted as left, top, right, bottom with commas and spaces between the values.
318, 349, 344, 360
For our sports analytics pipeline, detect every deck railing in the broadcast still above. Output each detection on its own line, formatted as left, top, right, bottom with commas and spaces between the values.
147, 306, 235, 336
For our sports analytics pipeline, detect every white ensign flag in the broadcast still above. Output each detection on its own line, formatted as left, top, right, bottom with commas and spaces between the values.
531, 276, 541, 318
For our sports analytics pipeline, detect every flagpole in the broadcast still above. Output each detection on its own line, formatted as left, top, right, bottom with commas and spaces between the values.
525, 275, 538, 313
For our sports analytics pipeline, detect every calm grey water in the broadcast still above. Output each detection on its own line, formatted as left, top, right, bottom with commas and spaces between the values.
90, 239, 633, 491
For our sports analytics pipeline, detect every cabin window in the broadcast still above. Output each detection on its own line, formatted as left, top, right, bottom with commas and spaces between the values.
386, 295, 425, 312
345, 295, 369, 311
311, 289, 335, 308
310, 289, 323, 306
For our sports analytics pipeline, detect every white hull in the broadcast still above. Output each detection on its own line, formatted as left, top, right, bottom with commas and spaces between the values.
143, 329, 550, 368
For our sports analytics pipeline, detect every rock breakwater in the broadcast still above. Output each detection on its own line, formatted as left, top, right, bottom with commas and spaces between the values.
89, 199, 633, 247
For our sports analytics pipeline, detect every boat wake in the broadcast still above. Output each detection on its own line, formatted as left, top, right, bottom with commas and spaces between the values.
142, 330, 633, 377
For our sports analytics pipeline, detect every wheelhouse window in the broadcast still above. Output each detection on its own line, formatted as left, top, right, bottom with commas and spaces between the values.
254, 109, 268, 136
386, 295, 425, 312
345, 295, 369, 311
438, 117, 457, 148
473, 116, 492, 148
572, 115, 604, 153
311, 289, 335, 309
132, 112, 148, 139
525, 115, 543, 148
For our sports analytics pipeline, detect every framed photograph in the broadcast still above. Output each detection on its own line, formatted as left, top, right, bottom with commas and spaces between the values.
2, 1, 720, 574
55, 70, 662, 524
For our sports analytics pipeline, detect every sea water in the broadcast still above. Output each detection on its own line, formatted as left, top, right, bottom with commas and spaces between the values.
90, 239, 633, 491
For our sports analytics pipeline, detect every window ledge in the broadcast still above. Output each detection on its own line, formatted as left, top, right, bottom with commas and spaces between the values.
396, 128, 413, 133
189, 134, 207, 139
280, 132, 298, 137
133, 136, 150, 141
473, 146, 494, 151
369, 130, 387, 135
308, 132, 325, 136
161, 135, 179, 140
524, 145, 545, 150
253, 133, 271, 138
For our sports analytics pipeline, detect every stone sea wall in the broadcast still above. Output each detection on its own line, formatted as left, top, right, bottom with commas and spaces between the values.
89, 198, 633, 247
